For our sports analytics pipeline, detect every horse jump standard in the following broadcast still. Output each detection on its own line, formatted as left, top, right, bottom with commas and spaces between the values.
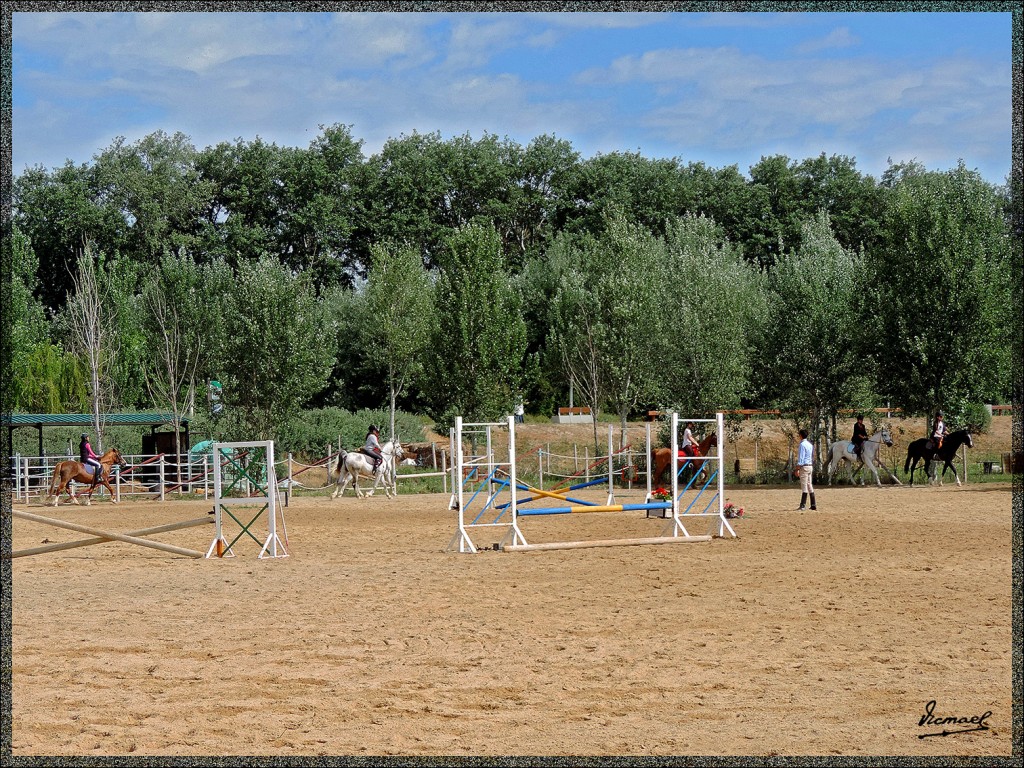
447, 413, 733, 553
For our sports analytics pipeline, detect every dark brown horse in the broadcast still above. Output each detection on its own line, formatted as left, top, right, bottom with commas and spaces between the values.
45, 448, 127, 506
651, 432, 718, 485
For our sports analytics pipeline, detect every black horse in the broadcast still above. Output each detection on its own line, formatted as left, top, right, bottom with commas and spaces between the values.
903, 429, 974, 486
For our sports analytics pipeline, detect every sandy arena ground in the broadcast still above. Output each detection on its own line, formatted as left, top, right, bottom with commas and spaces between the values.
7, 478, 1016, 757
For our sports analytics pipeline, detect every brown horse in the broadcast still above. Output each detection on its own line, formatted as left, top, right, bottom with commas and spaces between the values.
45, 448, 127, 506
651, 432, 718, 485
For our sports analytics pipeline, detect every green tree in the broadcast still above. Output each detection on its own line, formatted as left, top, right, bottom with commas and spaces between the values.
195, 136, 292, 266
215, 257, 334, 438
424, 224, 527, 429
59, 242, 120, 447
13, 161, 125, 315
546, 213, 664, 447
91, 131, 213, 263
8, 226, 89, 412
362, 242, 435, 439
756, 211, 871, 455
138, 252, 209, 472
656, 214, 766, 417
868, 162, 1012, 418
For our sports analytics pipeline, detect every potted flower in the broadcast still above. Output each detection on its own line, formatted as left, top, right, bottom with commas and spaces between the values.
723, 501, 744, 519
652, 486, 672, 501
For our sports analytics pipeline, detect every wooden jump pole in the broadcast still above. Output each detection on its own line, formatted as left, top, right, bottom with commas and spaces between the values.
9, 516, 214, 558
504, 534, 712, 552
12, 510, 208, 559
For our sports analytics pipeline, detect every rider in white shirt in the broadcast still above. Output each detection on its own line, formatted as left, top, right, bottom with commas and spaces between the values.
931, 411, 946, 450
362, 425, 384, 473
681, 422, 697, 457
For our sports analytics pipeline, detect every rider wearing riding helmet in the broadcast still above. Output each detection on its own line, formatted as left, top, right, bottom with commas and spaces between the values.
851, 414, 868, 459
362, 425, 384, 473
79, 432, 103, 488
932, 411, 946, 450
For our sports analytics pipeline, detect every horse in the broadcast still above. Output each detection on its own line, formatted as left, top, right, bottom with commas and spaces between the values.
904, 429, 973, 487
651, 432, 718, 486
825, 428, 896, 487
328, 439, 405, 499
45, 448, 127, 506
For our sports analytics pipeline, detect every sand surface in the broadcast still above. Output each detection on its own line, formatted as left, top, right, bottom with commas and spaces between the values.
8, 478, 1015, 757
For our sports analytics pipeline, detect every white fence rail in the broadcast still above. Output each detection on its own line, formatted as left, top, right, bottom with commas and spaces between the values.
10, 448, 450, 503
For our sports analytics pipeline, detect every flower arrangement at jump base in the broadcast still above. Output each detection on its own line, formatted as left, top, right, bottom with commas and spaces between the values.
723, 501, 744, 519
652, 487, 672, 501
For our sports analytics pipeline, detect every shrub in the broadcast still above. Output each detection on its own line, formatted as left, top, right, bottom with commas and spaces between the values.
274, 408, 426, 459
959, 403, 993, 434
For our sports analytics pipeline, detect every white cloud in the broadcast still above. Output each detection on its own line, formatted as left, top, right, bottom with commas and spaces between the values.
11, 10, 1011, 183
793, 26, 859, 54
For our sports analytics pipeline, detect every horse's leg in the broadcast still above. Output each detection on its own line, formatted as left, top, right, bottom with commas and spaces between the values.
339, 472, 352, 498
335, 465, 350, 498
377, 467, 392, 499
947, 461, 962, 487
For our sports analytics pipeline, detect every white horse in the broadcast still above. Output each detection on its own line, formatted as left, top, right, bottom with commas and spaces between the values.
825, 428, 899, 487
328, 439, 405, 499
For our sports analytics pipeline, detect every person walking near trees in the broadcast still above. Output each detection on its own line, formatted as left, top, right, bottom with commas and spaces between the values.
796, 428, 817, 511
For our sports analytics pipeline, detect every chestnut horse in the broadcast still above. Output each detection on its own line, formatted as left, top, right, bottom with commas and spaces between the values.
651, 432, 718, 485
45, 448, 127, 506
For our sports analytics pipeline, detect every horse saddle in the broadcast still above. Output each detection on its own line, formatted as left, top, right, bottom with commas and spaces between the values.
925, 439, 935, 451
846, 443, 857, 454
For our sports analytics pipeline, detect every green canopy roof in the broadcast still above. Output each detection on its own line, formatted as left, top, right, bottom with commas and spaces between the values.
4, 413, 188, 428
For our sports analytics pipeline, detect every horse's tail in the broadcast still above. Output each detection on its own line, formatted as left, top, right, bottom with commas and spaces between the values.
46, 462, 63, 498
328, 450, 346, 481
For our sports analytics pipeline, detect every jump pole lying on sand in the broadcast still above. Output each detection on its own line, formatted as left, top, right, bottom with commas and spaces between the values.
504, 534, 712, 552
10, 509, 209, 559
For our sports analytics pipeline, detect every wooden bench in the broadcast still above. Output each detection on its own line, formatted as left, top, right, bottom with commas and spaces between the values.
557, 406, 592, 416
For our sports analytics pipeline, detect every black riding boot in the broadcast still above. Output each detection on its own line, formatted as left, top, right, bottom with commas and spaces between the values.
798, 493, 807, 511
810, 493, 817, 511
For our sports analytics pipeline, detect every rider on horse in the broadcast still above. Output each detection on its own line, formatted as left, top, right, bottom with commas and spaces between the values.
79, 433, 102, 490
680, 422, 698, 458
931, 411, 946, 451
851, 414, 868, 459
361, 425, 384, 473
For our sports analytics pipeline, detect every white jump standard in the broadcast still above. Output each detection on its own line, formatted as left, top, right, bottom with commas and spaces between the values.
206, 440, 288, 559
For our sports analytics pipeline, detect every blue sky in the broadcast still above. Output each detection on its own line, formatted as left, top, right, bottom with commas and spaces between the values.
11, 9, 1014, 184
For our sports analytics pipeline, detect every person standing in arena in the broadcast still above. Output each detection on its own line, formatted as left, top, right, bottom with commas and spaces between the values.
796, 428, 817, 511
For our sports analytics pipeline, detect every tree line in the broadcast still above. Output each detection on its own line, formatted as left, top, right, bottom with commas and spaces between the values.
6, 125, 1015, 457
